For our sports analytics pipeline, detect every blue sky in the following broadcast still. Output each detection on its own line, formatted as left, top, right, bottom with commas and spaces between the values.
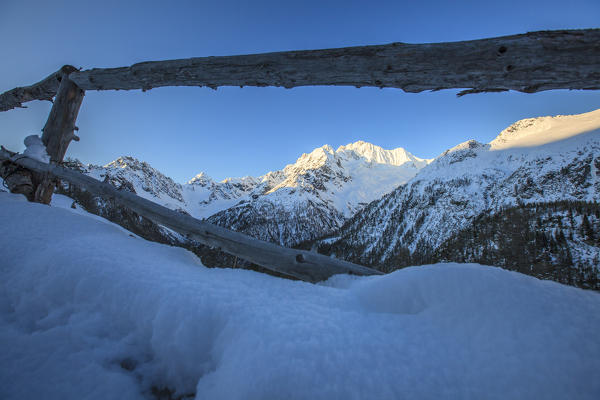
1, 0, 599, 182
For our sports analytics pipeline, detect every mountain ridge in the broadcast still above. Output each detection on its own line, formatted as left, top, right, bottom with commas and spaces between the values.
64, 140, 430, 247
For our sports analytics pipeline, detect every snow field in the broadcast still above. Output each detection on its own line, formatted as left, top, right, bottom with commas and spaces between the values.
1, 192, 599, 399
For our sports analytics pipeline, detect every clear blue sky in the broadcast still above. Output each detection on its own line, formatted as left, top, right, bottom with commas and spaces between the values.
1, 0, 599, 182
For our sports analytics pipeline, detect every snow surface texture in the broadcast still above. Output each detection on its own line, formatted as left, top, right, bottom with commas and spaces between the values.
1, 192, 599, 400
22, 135, 50, 163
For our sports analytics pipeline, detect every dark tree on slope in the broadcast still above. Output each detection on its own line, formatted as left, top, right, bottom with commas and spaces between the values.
433, 201, 599, 290
312, 200, 599, 290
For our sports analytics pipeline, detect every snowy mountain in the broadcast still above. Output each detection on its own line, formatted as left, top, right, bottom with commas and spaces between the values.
314, 109, 600, 288
87, 156, 186, 206
61, 141, 430, 249
206, 142, 430, 247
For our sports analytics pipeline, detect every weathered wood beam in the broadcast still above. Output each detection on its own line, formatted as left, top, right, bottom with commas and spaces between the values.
0, 71, 61, 112
1, 29, 598, 112
0, 66, 79, 112
0, 146, 34, 199
66, 29, 600, 95
0, 149, 382, 283
42, 71, 85, 162
33, 70, 85, 204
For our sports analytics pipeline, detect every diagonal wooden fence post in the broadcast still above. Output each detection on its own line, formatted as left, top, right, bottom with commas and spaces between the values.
0, 147, 384, 282
34, 65, 85, 204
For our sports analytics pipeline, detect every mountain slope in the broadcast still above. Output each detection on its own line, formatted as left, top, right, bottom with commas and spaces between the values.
434, 200, 599, 289
316, 110, 600, 288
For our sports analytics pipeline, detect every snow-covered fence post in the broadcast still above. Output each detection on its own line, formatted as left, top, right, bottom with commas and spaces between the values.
33, 65, 85, 204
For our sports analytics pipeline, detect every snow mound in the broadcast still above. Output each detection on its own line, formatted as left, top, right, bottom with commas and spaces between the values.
23, 135, 50, 163
1, 192, 599, 400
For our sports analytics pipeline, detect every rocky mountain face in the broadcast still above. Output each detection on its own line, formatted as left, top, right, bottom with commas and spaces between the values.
311, 110, 600, 289
55, 158, 185, 247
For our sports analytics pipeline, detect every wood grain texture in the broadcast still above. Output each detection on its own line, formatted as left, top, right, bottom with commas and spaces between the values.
0, 149, 383, 283
1, 29, 598, 111
41, 74, 84, 163
33, 73, 85, 204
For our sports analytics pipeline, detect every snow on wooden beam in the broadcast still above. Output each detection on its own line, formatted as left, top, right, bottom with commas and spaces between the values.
0, 148, 383, 283
1, 29, 599, 112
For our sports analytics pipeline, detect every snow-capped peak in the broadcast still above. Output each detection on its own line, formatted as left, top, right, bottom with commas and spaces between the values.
490, 109, 600, 150
89, 156, 185, 203
441, 139, 488, 156
293, 145, 336, 168
220, 176, 260, 187
103, 156, 147, 170
188, 172, 213, 186
337, 140, 431, 167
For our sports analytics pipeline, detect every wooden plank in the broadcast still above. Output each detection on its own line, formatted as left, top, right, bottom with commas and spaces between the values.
33, 72, 85, 204
0, 148, 383, 283
1, 29, 599, 112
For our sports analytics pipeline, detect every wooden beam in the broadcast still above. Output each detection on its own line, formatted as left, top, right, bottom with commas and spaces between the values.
33, 70, 85, 204
0, 148, 383, 283
41, 72, 85, 162
1, 29, 599, 112
0, 71, 61, 112
0, 146, 34, 199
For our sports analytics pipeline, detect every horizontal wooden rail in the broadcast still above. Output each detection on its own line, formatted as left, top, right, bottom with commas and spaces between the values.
1, 29, 599, 111
0, 149, 382, 282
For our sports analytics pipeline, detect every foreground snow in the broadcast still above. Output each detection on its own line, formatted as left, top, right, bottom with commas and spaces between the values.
0, 192, 599, 400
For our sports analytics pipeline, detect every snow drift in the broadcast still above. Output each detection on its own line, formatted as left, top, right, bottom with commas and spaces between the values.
1, 192, 599, 399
